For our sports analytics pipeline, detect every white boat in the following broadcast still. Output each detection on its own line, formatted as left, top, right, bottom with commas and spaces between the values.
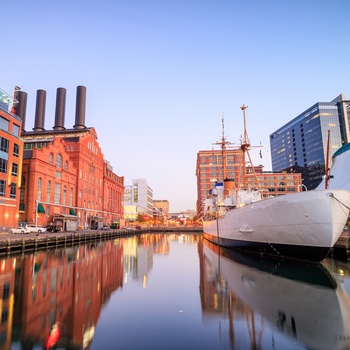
203, 106, 350, 262
203, 241, 350, 350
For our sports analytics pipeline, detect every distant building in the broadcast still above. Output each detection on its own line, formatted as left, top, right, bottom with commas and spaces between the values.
270, 94, 350, 190
179, 209, 196, 220
0, 88, 24, 228
124, 179, 153, 220
196, 148, 302, 218
153, 200, 169, 218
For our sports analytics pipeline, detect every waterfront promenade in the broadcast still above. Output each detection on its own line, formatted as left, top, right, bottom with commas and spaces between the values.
0, 226, 202, 255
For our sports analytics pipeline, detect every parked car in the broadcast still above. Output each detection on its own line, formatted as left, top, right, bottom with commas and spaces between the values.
103, 225, 110, 230
26, 224, 47, 233
9, 226, 30, 234
46, 225, 61, 232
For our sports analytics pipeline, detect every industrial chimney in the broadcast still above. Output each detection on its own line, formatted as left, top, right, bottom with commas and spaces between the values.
33, 89, 46, 131
11, 86, 28, 131
53, 87, 66, 130
73, 85, 86, 129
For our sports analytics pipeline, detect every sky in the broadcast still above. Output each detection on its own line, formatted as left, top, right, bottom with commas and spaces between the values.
2, 0, 350, 213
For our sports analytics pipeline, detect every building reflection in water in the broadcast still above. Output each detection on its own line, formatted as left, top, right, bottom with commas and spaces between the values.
0, 233, 198, 349
199, 239, 350, 350
0, 233, 348, 349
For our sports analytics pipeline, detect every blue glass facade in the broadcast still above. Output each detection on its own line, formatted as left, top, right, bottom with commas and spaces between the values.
270, 94, 349, 190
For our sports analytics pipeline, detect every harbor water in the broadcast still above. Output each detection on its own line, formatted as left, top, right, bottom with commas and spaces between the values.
2, 232, 350, 350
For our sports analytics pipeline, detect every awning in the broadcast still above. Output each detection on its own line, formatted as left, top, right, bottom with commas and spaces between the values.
37, 203, 45, 214
69, 208, 76, 216
34, 263, 42, 272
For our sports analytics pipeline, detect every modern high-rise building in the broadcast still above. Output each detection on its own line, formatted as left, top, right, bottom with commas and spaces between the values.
270, 94, 350, 190
124, 178, 153, 220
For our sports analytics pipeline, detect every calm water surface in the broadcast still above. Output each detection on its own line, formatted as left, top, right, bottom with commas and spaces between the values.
3, 233, 350, 350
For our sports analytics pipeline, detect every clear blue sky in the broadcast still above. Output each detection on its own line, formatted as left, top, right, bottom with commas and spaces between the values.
2, 0, 349, 212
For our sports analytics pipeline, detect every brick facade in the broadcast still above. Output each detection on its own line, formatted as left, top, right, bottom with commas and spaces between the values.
0, 104, 24, 229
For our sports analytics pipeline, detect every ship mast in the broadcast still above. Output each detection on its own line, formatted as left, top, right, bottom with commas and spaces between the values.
240, 105, 250, 187
239, 105, 261, 191
213, 114, 234, 182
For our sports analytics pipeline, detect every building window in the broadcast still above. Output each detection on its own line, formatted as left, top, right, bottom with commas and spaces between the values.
56, 154, 62, 168
64, 161, 68, 171
49, 153, 53, 164
11, 163, 18, 176
0, 137, 9, 153
10, 183, 16, 198
54, 183, 61, 204
0, 117, 9, 132
37, 178, 42, 201
13, 143, 19, 157
47, 181, 51, 203
0, 180, 5, 196
12, 124, 20, 136
63, 185, 67, 205
0, 158, 7, 173
70, 188, 73, 206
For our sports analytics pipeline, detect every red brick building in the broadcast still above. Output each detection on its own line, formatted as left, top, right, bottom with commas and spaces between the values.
16, 85, 124, 230
196, 148, 303, 218
0, 89, 24, 228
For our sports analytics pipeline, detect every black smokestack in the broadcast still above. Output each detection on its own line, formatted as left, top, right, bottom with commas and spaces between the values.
11, 86, 28, 131
17, 91, 28, 131
74, 85, 86, 129
33, 89, 46, 131
53, 87, 66, 130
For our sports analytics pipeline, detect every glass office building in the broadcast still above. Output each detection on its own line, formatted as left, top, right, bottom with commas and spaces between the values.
270, 94, 349, 190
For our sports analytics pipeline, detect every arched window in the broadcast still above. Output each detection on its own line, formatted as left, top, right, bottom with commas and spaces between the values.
49, 153, 53, 164
37, 178, 42, 201
56, 154, 62, 168
69, 188, 73, 206
47, 181, 51, 203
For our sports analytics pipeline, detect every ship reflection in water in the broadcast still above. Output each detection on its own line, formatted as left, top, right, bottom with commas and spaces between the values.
202, 240, 350, 350
0, 234, 349, 349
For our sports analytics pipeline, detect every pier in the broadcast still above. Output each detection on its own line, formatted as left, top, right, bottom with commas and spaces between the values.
0, 227, 202, 256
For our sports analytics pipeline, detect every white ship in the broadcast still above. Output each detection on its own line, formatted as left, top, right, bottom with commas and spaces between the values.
203, 106, 350, 262
203, 240, 350, 350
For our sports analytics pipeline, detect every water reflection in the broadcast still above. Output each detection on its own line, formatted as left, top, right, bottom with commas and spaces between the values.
201, 240, 350, 350
0, 233, 349, 350
0, 233, 198, 349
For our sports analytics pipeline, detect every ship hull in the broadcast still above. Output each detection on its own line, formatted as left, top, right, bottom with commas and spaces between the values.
203, 189, 350, 261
